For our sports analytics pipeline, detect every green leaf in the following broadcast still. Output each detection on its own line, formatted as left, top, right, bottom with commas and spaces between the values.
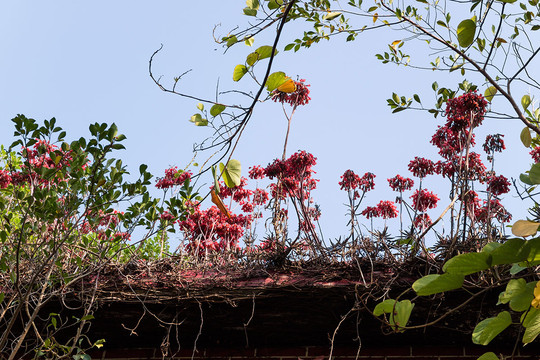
196, 103, 204, 111
436, 20, 448, 28
526, 237, 540, 263
510, 263, 527, 275
443, 252, 491, 275
265, 71, 287, 92
212, 166, 221, 194
484, 86, 497, 102
529, 163, 540, 184
226, 36, 238, 47
323, 12, 342, 20
268, 0, 283, 10
512, 220, 540, 237
477, 352, 500, 360
457, 19, 476, 47
219, 159, 242, 188
498, 279, 535, 311
233, 64, 248, 81
246, 52, 259, 66
520, 173, 534, 185
255, 45, 276, 60
490, 238, 528, 265
472, 311, 512, 345
373, 299, 395, 316
243, 7, 258, 16
373, 299, 414, 332
412, 273, 465, 296
189, 114, 208, 126
523, 308, 540, 344
520, 127, 532, 147
522, 94, 532, 109
210, 104, 226, 117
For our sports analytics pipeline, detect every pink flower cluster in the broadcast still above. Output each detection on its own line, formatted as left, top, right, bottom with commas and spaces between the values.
483, 134, 505, 154
155, 167, 192, 189
408, 157, 436, 178
0, 139, 78, 188
531, 147, 540, 163
271, 79, 311, 106
339, 170, 376, 199
486, 175, 511, 196
265, 151, 318, 199
387, 175, 414, 192
411, 189, 439, 212
444, 91, 487, 130
178, 176, 271, 255
361, 200, 398, 219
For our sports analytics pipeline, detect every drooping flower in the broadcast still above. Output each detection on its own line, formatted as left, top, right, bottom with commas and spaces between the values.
530, 147, 540, 163
376, 200, 398, 219
387, 175, 414, 192
486, 175, 511, 196
248, 165, 266, 180
411, 189, 439, 212
483, 134, 506, 154
445, 91, 488, 130
361, 206, 380, 219
271, 79, 311, 106
360, 172, 376, 192
408, 157, 436, 178
474, 199, 512, 223
339, 169, 363, 191
252, 188, 269, 205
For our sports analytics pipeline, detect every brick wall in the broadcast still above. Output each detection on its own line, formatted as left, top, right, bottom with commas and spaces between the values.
89, 345, 539, 360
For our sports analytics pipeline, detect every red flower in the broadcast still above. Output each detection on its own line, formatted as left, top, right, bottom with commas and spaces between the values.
408, 157, 436, 178
361, 206, 380, 219
486, 175, 511, 196
411, 189, 439, 212
474, 199, 512, 223
0, 170, 11, 189
431, 125, 475, 160
376, 200, 398, 219
271, 79, 311, 106
156, 167, 192, 189
360, 172, 376, 192
252, 188, 269, 205
413, 214, 432, 229
248, 165, 266, 180
531, 147, 540, 163
160, 211, 175, 222
483, 134, 505, 154
339, 169, 362, 191
387, 175, 414, 192
445, 91, 488, 131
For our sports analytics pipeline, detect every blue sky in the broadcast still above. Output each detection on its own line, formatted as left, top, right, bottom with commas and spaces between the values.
0, 2, 533, 245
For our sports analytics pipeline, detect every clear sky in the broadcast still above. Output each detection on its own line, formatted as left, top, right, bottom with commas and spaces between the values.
0, 1, 533, 246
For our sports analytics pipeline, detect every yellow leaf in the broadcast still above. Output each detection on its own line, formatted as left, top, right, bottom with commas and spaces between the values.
373, 13, 379, 23
511, 220, 540, 237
